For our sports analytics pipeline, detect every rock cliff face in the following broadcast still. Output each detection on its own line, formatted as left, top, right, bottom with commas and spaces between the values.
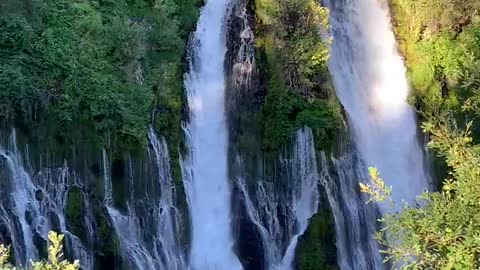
225, 2, 266, 269
224, 1, 338, 269
225, 0, 265, 153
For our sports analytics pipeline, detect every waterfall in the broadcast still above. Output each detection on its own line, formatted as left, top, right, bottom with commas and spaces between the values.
147, 127, 186, 270
237, 128, 320, 270
319, 150, 383, 270
181, 0, 243, 268
280, 128, 320, 269
324, 0, 430, 268
325, 0, 429, 209
107, 206, 159, 270
0, 130, 93, 269
106, 127, 186, 270
1, 135, 39, 265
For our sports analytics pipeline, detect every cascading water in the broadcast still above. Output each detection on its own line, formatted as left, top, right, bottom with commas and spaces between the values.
1, 138, 39, 265
323, 0, 430, 268
280, 129, 320, 269
231, 4, 255, 88
0, 130, 93, 269
147, 127, 186, 270
325, 0, 429, 208
237, 128, 320, 270
106, 127, 186, 270
103, 149, 113, 206
319, 149, 383, 270
107, 207, 157, 270
224, 3, 326, 268
181, 0, 243, 268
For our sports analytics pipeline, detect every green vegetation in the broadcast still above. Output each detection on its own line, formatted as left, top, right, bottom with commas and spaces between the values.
362, 118, 480, 269
390, 0, 480, 128
0, 0, 201, 155
65, 187, 86, 245
251, 1, 342, 267
253, 0, 342, 151
0, 232, 79, 270
354, 1, 480, 268
295, 208, 337, 270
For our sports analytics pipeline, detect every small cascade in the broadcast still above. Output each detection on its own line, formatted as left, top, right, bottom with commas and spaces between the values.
36, 163, 94, 270
237, 128, 320, 270
102, 149, 113, 206
1, 146, 39, 265
106, 128, 186, 270
225, 0, 262, 137
0, 130, 93, 269
280, 128, 320, 268
231, 4, 255, 88
319, 149, 383, 270
107, 207, 157, 270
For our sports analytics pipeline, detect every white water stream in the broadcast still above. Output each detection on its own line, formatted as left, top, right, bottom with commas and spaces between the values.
324, 0, 431, 269
106, 128, 186, 270
181, 0, 243, 269
0, 130, 93, 269
238, 128, 320, 270
325, 0, 429, 210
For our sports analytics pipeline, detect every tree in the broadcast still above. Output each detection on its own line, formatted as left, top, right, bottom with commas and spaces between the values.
360, 117, 480, 269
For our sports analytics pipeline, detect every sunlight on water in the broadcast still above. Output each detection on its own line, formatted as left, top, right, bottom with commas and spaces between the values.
326, 0, 429, 212
323, 0, 431, 269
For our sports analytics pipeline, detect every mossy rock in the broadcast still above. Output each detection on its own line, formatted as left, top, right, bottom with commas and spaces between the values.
295, 206, 337, 270
65, 186, 87, 245
91, 200, 122, 270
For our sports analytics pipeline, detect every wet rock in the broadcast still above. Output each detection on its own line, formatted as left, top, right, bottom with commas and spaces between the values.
49, 211, 62, 232
91, 200, 122, 270
35, 189, 43, 201
25, 209, 33, 225
232, 185, 265, 270
33, 231, 48, 260
225, 0, 265, 149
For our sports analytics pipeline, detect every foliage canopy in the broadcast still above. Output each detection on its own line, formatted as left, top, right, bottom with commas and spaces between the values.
0, 0, 201, 153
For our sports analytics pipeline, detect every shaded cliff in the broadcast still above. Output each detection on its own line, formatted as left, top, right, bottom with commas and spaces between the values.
225, 0, 339, 269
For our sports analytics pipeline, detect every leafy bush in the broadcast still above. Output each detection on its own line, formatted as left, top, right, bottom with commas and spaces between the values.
391, 0, 480, 117
361, 117, 480, 269
0, 232, 79, 270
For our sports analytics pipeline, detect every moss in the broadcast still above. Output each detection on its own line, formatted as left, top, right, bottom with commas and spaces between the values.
65, 186, 87, 245
295, 206, 337, 270
91, 200, 121, 269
